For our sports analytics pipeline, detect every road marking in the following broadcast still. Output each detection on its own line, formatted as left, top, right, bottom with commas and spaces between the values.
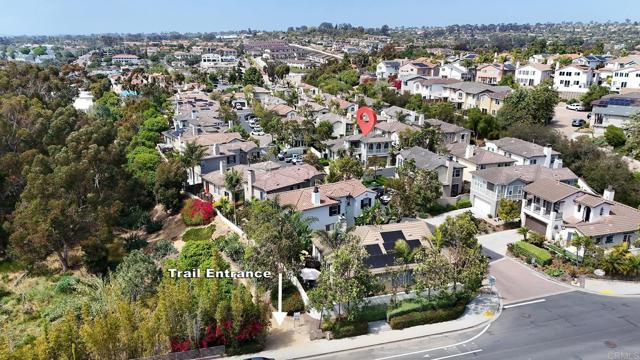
426, 349, 483, 359
600, 289, 615, 295
503, 298, 546, 309
373, 324, 490, 360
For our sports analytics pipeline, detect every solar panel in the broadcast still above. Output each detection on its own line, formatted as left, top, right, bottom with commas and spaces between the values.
364, 254, 396, 268
365, 244, 383, 256
406, 239, 423, 249
381, 230, 406, 244
383, 242, 396, 251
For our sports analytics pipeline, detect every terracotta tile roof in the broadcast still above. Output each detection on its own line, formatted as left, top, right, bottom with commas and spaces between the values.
253, 164, 324, 192
274, 179, 373, 211
447, 143, 516, 165
471, 165, 577, 185
574, 202, 640, 237
488, 137, 559, 158
574, 193, 612, 207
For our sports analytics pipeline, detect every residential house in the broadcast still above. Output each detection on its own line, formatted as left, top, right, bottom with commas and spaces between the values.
515, 63, 553, 87
521, 180, 640, 247
590, 92, 640, 136
484, 137, 560, 166
398, 62, 440, 79
322, 133, 393, 166
266, 103, 298, 119
470, 165, 577, 218
572, 55, 609, 69
202, 162, 325, 201
446, 143, 516, 184
374, 121, 419, 146
610, 65, 640, 93
170, 91, 223, 132
316, 112, 354, 138
475, 63, 516, 85
376, 60, 403, 79
276, 179, 377, 231
397, 147, 465, 197
477, 92, 507, 116
424, 118, 471, 145
553, 64, 599, 99
401, 77, 461, 99
380, 106, 420, 123
439, 62, 474, 81
73, 91, 94, 112
162, 132, 260, 185
317, 221, 432, 280
441, 82, 512, 110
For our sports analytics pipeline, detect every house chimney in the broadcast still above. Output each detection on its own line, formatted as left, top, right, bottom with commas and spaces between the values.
464, 144, 475, 159
543, 144, 553, 168
219, 158, 226, 175
212, 143, 220, 156
246, 169, 255, 201
516, 61, 520, 69
552, 158, 563, 169
555, 61, 560, 71
191, 109, 196, 119
190, 124, 196, 136
418, 114, 425, 126
445, 155, 455, 189
311, 186, 321, 205
603, 185, 615, 201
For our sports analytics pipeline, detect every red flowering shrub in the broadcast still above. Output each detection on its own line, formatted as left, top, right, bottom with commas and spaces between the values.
170, 338, 191, 352
181, 198, 215, 225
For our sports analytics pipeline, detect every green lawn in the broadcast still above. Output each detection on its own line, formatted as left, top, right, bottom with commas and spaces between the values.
182, 224, 216, 242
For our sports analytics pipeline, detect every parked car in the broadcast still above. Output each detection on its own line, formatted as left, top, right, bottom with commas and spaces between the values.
244, 113, 256, 121
234, 102, 244, 110
250, 129, 265, 136
566, 103, 586, 111
571, 118, 586, 127
291, 153, 304, 165
587, 112, 592, 119
278, 147, 306, 162
248, 119, 258, 128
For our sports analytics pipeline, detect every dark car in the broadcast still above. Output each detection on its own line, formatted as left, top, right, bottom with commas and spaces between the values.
244, 357, 275, 360
571, 118, 586, 127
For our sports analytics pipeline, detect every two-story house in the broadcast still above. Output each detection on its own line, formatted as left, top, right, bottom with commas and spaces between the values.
401, 77, 461, 99
515, 63, 553, 87
316, 112, 354, 138
396, 147, 465, 197
439, 62, 474, 81
376, 60, 402, 79
441, 82, 512, 110
484, 137, 560, 167
398, 61, 440, 79
553, 64, 599, 98
470, 165, 577, 218
322, 133, 394, 166
276, 179, 377, 231
424, 118, 472, 145
610, 65, 640, 93
475, 63, 516, 85
446, 143, 516, 184
521, 179, 640, 248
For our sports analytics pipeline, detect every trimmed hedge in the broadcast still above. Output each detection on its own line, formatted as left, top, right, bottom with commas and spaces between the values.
389, 303, 466, 330
387, 292, 471, 321
331, 320, 369, 339
513, 241, 552, 266
182, 224, 216, 242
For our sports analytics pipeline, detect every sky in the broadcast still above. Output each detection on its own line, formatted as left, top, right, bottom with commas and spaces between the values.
0, 0, 638, 36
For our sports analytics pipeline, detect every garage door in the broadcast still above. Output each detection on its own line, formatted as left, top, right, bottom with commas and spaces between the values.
524, 215, 547, 235
473, 197, 492, 218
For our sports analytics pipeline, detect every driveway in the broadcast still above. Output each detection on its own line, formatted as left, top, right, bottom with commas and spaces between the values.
549, 103, 588, 139
478, 229, 520, 259
490, 257, 572, 305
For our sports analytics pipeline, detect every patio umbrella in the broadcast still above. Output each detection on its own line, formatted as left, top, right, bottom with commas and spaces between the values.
300, 268, 321, 281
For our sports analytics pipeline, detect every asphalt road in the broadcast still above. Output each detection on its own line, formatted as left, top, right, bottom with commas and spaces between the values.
235, 108, 255, 134
310, 291, 640, 360
549, 103, 589, 139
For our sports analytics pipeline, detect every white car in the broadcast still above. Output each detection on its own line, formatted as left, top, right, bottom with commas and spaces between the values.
250, 129, 265, 136
566, 103, 585, 111
248, 119, 258, 128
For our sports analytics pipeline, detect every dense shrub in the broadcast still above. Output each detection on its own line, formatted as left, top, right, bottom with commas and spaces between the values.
282, 292, 305, 315
356, 303, 388, 322
217, 233, 245, 263
122, 233, 148, 252
456, 198, 472, 209
178, 241, 218, 269
182, 224, 216, 242
513, 241, 552, 266
54, 275, 78, 294
181, 198, 215, 225
389, 303, 466, 330
330, 319, 369, 339
151, 239, 178, 260
145, 219, 163, 234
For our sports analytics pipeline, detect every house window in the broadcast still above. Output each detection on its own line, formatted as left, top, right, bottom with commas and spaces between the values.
529, 159, 537, 165
486, 182, 495, 191
325, 224, 333, 231
605, 235, 614, 244
329, 204, 341, 216
227, 155, 237, 164
360, 197, 372, 209
479, 165, 486, 170
599, 207, 604, 216
577, 204, 582, 212
623, 233, 632, 242
595, 237, 602, 244
453, 168, 462, 178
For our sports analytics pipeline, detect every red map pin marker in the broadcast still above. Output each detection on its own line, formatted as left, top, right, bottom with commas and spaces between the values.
356, 106, 377, 136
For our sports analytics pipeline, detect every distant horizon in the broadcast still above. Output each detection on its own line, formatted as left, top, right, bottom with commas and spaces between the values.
0, 0, 638, 37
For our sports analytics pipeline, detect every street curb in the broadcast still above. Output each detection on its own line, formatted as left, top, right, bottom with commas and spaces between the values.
289, 290, 504, 360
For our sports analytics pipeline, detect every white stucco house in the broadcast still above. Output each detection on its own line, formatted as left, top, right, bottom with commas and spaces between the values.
515, 63, 553, 87
484, 137, 560, 167
553, 64, 599, 98
275, 179, 377, 231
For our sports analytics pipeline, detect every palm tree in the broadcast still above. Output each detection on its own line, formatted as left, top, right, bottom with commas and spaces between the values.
180, 141, 207, 187
517, 227, 530, 242
570, 234, 594, 264
313, 226, 355, 251
224, 168, 242, 224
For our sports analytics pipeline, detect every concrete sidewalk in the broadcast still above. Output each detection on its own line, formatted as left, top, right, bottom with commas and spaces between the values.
582, 278, 640, 296
228, 291, 501, 360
